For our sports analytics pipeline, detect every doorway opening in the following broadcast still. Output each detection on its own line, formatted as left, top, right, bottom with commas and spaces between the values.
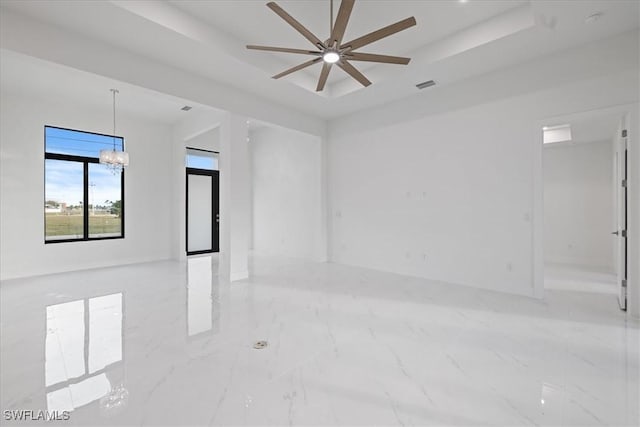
540, 109, 629, 310
185, 148, 219, 255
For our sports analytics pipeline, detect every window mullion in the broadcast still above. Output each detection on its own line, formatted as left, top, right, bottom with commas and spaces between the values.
83, 162, 89, 240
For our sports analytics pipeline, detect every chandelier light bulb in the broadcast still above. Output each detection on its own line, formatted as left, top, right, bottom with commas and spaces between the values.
99, 88, 129, 174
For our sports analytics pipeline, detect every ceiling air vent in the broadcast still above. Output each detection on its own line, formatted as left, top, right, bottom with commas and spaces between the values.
181, 106, 192, 111
416, 80, 436, 90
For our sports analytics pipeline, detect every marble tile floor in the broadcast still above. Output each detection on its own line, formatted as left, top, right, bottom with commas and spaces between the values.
545, 263, 618, 295
0, 255, 638, 426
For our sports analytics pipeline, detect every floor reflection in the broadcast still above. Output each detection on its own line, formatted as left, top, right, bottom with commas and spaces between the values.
1, 256, 635, 426
187, 255, 219, 338
45, 293, 126, 416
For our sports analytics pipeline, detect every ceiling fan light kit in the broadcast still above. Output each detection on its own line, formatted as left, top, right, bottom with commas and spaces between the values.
247, 0, 416, 92
323, 50, 340, 64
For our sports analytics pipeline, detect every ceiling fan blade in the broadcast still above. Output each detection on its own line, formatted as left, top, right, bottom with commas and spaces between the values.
337, 60, 371, 87
273, 57, 323, 79
266, 2, 325, 49
316, 62, 332, 92
247, 45, 321, 56
330, 0, 355, 47
344, 52, 410, 65
340, 17, 416, 51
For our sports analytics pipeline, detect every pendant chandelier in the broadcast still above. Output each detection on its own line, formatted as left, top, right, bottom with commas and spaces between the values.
99, 88, 129, 174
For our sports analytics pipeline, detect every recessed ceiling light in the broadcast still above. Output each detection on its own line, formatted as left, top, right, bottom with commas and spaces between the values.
459, 0, 469, 3
585, 12, 603, 24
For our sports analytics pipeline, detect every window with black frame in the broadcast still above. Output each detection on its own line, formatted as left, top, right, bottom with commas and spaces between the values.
44, 126, 124, 243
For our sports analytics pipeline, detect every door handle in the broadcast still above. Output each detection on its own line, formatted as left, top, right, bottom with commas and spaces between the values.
612, 231, 619, 235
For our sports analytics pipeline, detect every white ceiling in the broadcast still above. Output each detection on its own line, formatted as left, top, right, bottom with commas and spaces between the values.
0, 49, 218, 125
0, 0, 638, 121
168, 0, 525, 85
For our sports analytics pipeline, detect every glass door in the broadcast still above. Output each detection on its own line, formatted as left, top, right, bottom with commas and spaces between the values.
186, 149, 219, 255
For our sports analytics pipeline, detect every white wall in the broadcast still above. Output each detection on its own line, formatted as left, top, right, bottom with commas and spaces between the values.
543, 141, 614, 271
327, 31, 639, 299
250, 126, 323, 261
329, 102, 538, 296
186, 127, 220, 153
218, 113, 251, 281
0, 92, 173, 280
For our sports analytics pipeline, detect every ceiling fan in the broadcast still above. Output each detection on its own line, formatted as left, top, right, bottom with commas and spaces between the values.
247, 0, 416, 92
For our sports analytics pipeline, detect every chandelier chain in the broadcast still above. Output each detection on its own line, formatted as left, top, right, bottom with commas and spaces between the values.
111, 88, 119, 151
